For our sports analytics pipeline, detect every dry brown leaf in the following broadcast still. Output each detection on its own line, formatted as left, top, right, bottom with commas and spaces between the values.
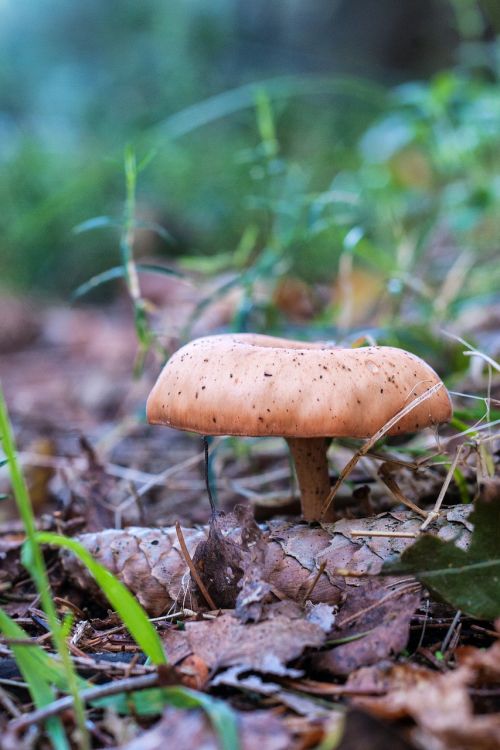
211, 667, 335, 719
163, 612, 325, 676
337, 708, 417, 749
116, 707, 292, 750
455, 637, 500, 681
192, 506, 270, 616
311, 580, 421, 676
348, 639, 500, 750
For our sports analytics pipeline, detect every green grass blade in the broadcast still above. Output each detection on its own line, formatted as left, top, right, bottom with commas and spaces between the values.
71, 267, 127, 299
0, 608, 70, 750
155, 74, 387, 139
73, 216, 121, 234
36, 533, 167, 666
133, 221, 174, 243
0, 386, 90, 748
0, 607, 87, 692
136, 262, 183, 278
72, 262, 183, 300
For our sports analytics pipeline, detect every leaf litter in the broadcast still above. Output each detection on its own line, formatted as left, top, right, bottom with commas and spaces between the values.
0, 296, 499, 749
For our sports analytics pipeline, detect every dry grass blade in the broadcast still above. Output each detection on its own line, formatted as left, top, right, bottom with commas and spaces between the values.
420, 444, 464, 531
301, 561, 327, 604
320, 382, 444, 518
378, 465, 427, 518
175, 522, 218, 611
349, 530, 419, 539
441, 330, 500, 373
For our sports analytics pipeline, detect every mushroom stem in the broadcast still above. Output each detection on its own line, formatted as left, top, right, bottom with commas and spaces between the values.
286, 438, 332, 522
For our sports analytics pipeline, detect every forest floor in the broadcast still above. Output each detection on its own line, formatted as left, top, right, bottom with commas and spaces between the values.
0, 286, 499, 750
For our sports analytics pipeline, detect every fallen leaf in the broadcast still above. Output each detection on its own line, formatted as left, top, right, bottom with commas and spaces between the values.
383, 495, 500, 619
116, 706, 292, 750
348, 636, 500, 750
311, 580, 421, 675
337, 708, 417, 749
163, 613, 325, 677
212, 667, 333, 719
193, 506, 271, 618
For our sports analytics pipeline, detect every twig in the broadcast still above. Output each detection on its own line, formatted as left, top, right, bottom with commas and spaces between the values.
284, 678, 385, 697
175, 522, 218, 611
415, 597, 430, 653
363, 450, 419, 470
126, 450, 208, 502
349, 529, 419, 539
0, 686, 21, 718
470, 624, 500, 638
320, 381, 444, 518
330, 568, 373, 577
441, 610, 462, 654
0, 678, 29, 689
301, 562, 327, 604
9, 672, 161, 734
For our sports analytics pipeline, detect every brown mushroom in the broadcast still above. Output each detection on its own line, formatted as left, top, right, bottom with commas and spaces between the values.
147, 333, 452, 521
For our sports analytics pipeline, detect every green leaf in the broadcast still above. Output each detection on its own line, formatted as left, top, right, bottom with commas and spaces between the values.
136, 147, 158, 174
36, 533, 167, 665
383, 496, 500, 619
73, 215, 121, 234
136, 262, 183, 278
0, 607, 88, 693
134, 220, 173, 243
72, 263, 183, 299
72, 267, 127, 299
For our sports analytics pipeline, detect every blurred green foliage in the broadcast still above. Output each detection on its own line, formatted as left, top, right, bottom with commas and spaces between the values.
0, 0, 498, 353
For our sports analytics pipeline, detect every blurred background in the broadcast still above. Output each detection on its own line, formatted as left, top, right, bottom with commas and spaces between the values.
0, 0, 499, 359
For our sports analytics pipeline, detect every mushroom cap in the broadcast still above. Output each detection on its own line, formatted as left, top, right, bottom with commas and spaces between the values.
146, 333, 452, 438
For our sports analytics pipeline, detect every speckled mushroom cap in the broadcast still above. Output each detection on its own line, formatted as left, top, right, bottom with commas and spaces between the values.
146, 333, 452, 438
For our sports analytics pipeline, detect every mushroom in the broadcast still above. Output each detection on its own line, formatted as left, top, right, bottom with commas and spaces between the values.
146, 333, 452, 521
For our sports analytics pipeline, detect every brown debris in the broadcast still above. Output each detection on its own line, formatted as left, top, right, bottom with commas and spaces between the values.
116, 707, 292, 750
163, 612, 326, 677
0, 293, 40, 353
348, 635, 500, 750
62, 506, 473, 617
312, 580, 421, 675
